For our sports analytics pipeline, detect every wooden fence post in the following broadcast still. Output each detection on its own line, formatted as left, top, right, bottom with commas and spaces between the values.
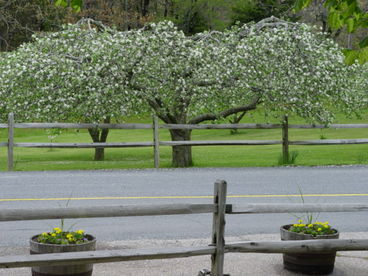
282, 115, 289, 163
7, 113, 14, 171
153, 115, 160, 168
211, 180, 227, 276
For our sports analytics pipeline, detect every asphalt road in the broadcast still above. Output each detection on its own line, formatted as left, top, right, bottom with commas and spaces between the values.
1, 166, 368, 246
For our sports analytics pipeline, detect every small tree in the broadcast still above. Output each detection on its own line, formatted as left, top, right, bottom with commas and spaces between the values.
0, 19, 145, 160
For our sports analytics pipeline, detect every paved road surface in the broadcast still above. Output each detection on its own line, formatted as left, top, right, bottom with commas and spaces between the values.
1, 166, 368, 246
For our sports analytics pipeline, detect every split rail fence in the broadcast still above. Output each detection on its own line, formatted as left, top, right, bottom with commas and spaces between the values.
1, 113, 368, 170
0, 180, 368, 275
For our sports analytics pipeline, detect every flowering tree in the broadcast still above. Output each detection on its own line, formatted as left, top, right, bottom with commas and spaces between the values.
0, 18, 362, 167
128, 18, 362, 167
0, 19, 145, 160
127, 21, 264, 167
222, 17, 363, 122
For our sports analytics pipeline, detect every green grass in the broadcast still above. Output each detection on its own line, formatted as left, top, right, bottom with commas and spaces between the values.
1, 110, 368, 171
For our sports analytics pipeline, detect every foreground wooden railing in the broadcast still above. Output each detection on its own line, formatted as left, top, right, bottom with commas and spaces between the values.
1, 180, 368, 275
1, 113, 368, 170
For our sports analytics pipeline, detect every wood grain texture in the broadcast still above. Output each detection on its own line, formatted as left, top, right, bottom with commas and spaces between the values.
228, 203, 368, 214
7, 113, 14, 171
211, 180, 227, 276
0, 246, 216, 268
13, 142, 154, 148
0, 204, 216, 222
282, 115, 289, 163
12, 123, 152, 129
290, 139, 368, 145
160, 140, 282, 146
226, 239, 368, 253
153, 115, 160, 168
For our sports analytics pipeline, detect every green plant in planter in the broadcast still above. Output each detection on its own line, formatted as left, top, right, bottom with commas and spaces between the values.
37, 227, 88, 245
282, 189, 340, 274
281, 219, 339, 274
289, 220, 337, 237
30, 226, 96, 276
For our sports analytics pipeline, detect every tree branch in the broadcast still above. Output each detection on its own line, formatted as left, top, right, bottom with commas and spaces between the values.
147, 98, 177, 124
76, 18, 115, 34
189, 95, 261, 124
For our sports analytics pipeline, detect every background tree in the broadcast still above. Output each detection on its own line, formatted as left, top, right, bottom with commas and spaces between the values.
231, 0, 298, 24
295, 0, 368, 64
0, 19, 145, 160
66, 0, 155, 30
64, 0, 233, 34
0, 0, 66, 51
165, 0, 231, 35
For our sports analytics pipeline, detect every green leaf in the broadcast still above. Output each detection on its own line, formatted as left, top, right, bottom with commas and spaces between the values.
343, 49, 359, 65
324, 0, 339, 9
293, 0, 312, 12
71, 0, 82, 12
359, 37, 368, 48
343, 47, 368, 65
328, 11, 343, 30
358, 47, 368, 64
55, 0, 68, 8
346, 18, 355, 33
359, 17, 368, 28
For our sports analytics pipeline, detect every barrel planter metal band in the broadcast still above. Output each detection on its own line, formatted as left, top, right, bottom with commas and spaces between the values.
30, 234, 96, 276
280, 224, 339, 275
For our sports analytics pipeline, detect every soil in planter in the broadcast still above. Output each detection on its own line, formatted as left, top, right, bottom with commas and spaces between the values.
30, 234, 96, 276
280, 224, 339, 275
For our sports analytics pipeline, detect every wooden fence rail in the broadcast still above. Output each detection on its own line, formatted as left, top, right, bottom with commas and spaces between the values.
0, 180, 368, 275
1, 113, 368, 171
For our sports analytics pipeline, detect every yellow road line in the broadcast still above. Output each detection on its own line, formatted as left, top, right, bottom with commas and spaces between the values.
1, 193, 368, 202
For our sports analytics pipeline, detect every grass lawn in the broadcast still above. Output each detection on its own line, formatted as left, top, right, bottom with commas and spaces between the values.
0, 110, 367, 171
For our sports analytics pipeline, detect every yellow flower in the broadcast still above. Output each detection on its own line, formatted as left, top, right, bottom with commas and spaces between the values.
317, 228, 322, 231
308, 224, 313, 228
53, 227, 62, 233
324, 225, 329, 228
51, 233, 56, 237
323, 221, 329, 225
298, 219, 303, 223
76, 230, 85, 235
66, 234, 73, 239
41, 232, 48, 236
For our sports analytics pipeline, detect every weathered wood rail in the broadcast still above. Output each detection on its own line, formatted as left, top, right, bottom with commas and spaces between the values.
1, 113, 368, 170
0, 180, 368, 275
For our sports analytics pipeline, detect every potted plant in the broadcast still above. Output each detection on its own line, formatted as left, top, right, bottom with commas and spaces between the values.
30, 227, 96, 276
281, 219, 339, 275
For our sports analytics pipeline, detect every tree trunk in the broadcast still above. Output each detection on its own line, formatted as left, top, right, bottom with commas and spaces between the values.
142, 0, 150, 16
87, 118, 110, 161
229, 111, 246, 135
169, 129, 193, 167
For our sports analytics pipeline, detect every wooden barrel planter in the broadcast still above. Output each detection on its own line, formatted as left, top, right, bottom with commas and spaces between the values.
280, 225, 339, 275
30, 234, 96, 276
